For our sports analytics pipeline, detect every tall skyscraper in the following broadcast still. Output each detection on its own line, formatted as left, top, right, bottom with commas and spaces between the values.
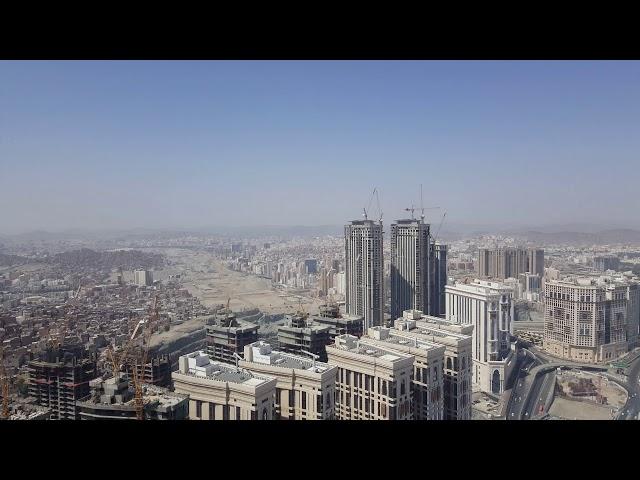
390, 219, 430, 319
429, 243, 448, 317
345, 219, 384, 329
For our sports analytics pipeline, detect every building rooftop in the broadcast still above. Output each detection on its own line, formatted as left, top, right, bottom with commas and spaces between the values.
243, 341, 333, 374
367, 327, 444, 353
177, 351, 274, 386
330, 334, 412, 362
447, 279, 514, 296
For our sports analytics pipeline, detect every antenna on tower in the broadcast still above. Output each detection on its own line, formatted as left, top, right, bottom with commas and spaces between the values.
420, 184, 425, 221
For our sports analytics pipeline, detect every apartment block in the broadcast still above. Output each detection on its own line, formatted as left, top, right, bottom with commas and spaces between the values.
394, 310, 473, 420
172, 351, 276, 420
326, 334, 414, 420
364, 325, 445, 420
477, 247, 544, 280
345, 220, 384, 329
240, 341, 337, 420
543, 275, 640, 363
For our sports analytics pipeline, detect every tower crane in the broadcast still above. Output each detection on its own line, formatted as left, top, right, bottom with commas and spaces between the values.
131, 295, 161, 420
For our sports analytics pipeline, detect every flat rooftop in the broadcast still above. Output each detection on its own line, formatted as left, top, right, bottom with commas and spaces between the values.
179, 351, 274, 386
331, 335, 411, 362
244, 341, 333, 373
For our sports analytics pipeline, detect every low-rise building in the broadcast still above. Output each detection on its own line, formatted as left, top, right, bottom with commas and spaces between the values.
172, 351, 276, 420
240, 341, 337, 420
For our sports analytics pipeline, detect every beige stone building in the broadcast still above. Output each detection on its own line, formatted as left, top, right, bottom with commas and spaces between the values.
240, 341, 337, 420
394, 312, 473, 420
172, 351, 276, 420
326, 334, 414, 420
364, 325, 445, 420
543, 275, 640, 363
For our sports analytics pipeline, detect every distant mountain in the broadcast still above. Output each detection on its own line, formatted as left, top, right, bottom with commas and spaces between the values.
509, 229, 640, 245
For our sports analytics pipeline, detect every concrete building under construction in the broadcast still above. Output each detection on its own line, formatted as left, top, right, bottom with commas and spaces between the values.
27, 348, 98, 420
309, 303, 364, 340
205, 310, 259, 363
124, 354, 172, 388
76, 376, 188, 420
277, 313, 331, 362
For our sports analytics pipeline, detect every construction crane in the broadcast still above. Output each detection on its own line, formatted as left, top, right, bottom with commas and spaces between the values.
0, 347, 10, 420
362, 188, 383, 223
432, 211, 448, 244
131, 295, 161, 420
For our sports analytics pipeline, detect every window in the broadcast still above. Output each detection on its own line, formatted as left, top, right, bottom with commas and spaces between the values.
209, 403, 215, 420
317, 393, 323, 413
196, 400, 202, 418
302, 391, 307, 410
389, 381, 396, 397
236, 406, 241, 420
365, 375, 370, 390
262, 408, 268, 420
223, 405, 229, 421
289, 389, 295, 408
400, 380, 406, 396
381, 381, 387, 396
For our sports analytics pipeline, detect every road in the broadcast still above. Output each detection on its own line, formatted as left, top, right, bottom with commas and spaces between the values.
504, 348, 542, 420
610, 356, 640, 420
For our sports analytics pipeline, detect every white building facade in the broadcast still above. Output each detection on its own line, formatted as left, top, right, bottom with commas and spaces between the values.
445, 280, 516, 395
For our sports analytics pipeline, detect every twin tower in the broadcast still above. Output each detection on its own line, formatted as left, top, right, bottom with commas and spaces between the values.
344, 217, 447, 330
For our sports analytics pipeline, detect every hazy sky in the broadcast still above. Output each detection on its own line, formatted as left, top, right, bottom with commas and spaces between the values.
2, 60, 639, 234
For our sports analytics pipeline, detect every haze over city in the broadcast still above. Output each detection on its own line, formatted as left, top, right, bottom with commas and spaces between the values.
2, 60, 640, 425
2, 60, 640, 234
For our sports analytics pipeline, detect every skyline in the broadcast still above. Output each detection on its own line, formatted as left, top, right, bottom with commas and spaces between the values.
2, 60, 640, 234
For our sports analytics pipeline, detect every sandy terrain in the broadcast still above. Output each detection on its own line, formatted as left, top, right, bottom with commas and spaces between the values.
151, 249, 326, 316
548, 397, 616, 420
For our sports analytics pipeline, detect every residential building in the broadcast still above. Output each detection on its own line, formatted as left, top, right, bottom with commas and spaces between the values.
394, 310, 473, 420
326, 334, 414, 420
133, 270, 153, 287
240, 341, 337, 420
310, 303, 364, 339
445, 280, 516, 395
172, 351, 276, 420
429, 242, 448, 317
477, 247, 544, 280
345, 219, 384, 329
543, 275, 640, 363
390, 219, 431, 320
364, 325, 445, 420
593, 255, 620, 272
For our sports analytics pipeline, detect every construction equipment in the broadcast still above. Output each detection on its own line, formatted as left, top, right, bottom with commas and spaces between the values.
131, 295, 161, 420
362, 188, 383, 222
432, 211, 448, 244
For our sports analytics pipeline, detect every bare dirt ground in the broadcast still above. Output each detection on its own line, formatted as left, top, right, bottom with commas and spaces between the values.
548, 397, 616, 420
152, 249, 325, 315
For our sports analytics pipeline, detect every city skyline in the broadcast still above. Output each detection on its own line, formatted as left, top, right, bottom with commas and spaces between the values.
3, 61, 640, 233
